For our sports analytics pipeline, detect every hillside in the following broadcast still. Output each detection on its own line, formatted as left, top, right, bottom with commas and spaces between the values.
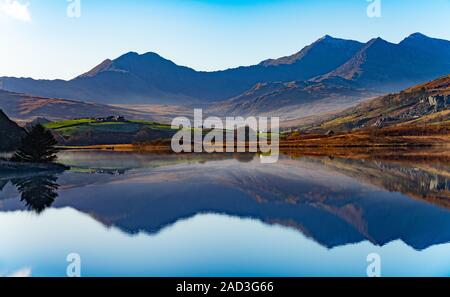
210, 77, 378, 118
0, 110, 25, 151
281, 75, 450, 148
314, 75, 450, 132
0, 90, 159, 122
1, 33, 449, 105
43, 118, 176, 146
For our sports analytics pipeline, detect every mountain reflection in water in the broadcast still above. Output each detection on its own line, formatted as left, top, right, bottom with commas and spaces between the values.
1, 151, 450, 252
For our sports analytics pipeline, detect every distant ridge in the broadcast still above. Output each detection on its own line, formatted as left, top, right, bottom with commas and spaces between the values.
210, 78, 378, 118
0, 90, 158, 122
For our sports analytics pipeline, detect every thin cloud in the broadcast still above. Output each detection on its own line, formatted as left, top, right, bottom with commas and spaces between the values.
6, 267, 32, 277
0, 0, 31, 22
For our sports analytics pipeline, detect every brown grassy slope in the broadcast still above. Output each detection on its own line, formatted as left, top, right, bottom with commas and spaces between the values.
303, 75, 450, 132
0, 90, 158, 122
282, 75, 450, 147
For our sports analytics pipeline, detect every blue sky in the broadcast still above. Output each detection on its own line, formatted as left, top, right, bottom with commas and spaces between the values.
1, 0, 449, 80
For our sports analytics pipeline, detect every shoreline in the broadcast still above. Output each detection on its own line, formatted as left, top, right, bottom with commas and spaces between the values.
56, 139, 450, 152
0, 160, 69, 174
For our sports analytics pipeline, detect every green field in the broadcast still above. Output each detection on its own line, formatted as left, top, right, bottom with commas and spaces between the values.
44, 119, 174, 137
44, 119, 96, 130
43, 118, 279, 145
128, 120, 172, 130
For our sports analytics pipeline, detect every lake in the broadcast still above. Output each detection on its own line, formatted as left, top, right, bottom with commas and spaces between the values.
1, 151, 450, 277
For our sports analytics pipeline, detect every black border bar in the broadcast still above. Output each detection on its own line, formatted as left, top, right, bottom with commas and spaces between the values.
1, 277, 449, 295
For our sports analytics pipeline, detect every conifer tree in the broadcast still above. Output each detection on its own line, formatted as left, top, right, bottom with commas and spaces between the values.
12, 124, 59, 163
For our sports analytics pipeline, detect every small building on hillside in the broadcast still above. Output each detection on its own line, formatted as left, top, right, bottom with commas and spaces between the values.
95, 116, 126, 123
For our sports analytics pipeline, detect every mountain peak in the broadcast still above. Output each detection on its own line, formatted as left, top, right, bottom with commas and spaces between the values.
400, 33, 430, 45
367, 37, 388, 44
114, 51, 176, 67
406, 32, 429, 40
319, 34, 333, 41
259, 35, 363, 67
400, 32, 450, 51
316, 35, 354, 45
116, 51, 167, 61
141, 51, 164, 58
77, 59, 114, 78
362, 37, 394, 50
119, 51, 140, 58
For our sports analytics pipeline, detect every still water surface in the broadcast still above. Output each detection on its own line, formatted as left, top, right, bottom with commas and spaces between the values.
1, 151, 450, 276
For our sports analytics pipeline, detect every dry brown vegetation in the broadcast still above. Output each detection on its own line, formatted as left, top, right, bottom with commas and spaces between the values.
282, 120, 450, 149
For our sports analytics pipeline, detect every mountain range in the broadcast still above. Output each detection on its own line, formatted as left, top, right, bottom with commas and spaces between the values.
1, 33, 449, 106
317, 33, 450, 91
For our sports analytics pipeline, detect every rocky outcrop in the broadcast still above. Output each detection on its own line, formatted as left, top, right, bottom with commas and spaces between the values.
0, 109, 25, 151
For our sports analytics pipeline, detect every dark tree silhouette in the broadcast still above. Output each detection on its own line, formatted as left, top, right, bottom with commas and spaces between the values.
0, 180, 7, 192
11, 124, 59, 163
12, 175, 59, 213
